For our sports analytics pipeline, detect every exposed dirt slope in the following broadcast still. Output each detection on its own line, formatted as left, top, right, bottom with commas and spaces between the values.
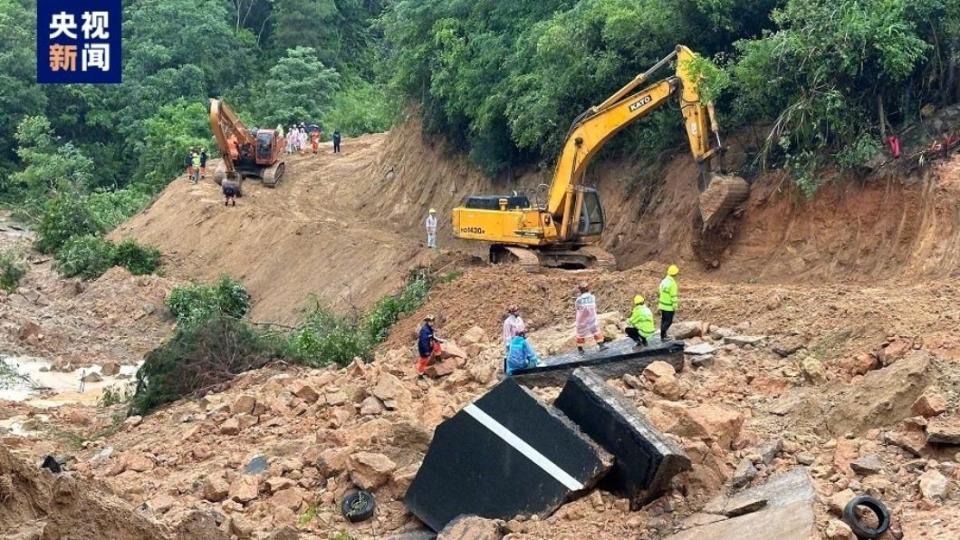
113, 116, 960, 324
113, 135, 436, 323
0, 445, 169, 539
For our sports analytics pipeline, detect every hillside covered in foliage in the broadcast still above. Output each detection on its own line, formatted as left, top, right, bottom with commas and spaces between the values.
381, 0, 960, 192
1, 0, 959, 215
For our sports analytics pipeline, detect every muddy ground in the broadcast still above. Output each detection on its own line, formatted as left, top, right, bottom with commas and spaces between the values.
2, 122, 960, 539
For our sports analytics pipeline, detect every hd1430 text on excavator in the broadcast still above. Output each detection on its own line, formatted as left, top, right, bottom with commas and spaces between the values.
451, 45, 749, 270
208, 98, 286, 195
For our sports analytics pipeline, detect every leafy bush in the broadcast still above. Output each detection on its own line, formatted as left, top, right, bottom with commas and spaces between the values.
85, 189, 153, 231
0, 248, 26, 292
112, 239, 162, 276
54, 235, 116, 279
286, 307, 370, 367
287, 270, 432, 367
166, 276, 251, 327
131, 316, 280, 414
364, 270, 430, 343
98, 384, 134, 407
35, 196, 103, 254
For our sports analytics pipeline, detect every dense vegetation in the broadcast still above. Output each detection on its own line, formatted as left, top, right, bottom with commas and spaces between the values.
2, 0, 957, 214
0, 0, 395, 237
133, 270, 434, 414
381, 0, 960, 190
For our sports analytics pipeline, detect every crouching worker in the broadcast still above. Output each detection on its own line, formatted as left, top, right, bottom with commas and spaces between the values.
416, 315, 442, 377
505, 330, 541, 376
626, 295, 655, 347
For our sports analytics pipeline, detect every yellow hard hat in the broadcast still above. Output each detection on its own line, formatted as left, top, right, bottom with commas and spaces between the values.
667, 264, 680, 276
633, 295, 645, 305
429, 208, 437, 214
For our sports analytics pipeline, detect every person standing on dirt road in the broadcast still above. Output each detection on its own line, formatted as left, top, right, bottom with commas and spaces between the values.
626, 295, 655, 347
199, 148, 208, 178
191, 150, 201, 184
502, 305, 526, 353
659, 265, 680, 340
425, 208, 438, 249
416, 315, 442, 377
223, 182, 238, 207
575, 283, 607, 355
184, 150, 194, 180
333, 129, 342, 153
310, 129, 320, 154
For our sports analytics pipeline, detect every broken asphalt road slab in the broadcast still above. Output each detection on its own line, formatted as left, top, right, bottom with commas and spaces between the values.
404, 378, 612, 531
554, 367, 690, 507
512, 338, 684, 387
667, 469, 817, 540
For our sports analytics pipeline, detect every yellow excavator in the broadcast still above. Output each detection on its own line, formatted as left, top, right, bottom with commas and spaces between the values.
451, 45, 749, 269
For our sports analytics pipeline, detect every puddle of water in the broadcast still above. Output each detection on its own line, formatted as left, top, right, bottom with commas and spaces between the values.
0, 414, 49, 437
0, 356, 140, 408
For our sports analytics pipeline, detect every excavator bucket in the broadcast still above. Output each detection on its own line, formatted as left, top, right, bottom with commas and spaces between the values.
698, 174, 749, 230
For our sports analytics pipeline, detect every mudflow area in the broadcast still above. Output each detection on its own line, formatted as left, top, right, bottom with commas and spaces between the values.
3, 122, 960, 539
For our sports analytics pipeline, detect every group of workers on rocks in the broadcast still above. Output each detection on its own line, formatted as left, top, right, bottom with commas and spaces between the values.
414, 264, 681, 377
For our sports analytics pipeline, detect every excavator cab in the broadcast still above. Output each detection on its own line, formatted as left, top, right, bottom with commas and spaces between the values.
256, 131, 273, 163
576, 188, 605, 237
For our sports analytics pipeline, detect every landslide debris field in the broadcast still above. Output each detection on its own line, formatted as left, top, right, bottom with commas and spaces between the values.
3, 124, 960, 539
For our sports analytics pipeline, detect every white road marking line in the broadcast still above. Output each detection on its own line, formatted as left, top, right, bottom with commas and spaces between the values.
463, 404, 584, 491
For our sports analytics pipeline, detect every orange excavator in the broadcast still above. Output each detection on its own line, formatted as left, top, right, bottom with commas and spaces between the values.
208, 98, 286, 195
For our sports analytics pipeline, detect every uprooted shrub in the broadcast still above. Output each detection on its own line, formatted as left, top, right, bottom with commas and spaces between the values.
285, 306, 369, 368
54, 235, 116, 279
111, 239, 161, 276
286, 270, 433, 367
0, 248, 27, 293
53, 236, 161, 280
131, 315, 280, 415
166, 276, 251, 327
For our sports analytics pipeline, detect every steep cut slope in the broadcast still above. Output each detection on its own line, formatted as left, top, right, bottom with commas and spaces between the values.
114, 117, 960, 323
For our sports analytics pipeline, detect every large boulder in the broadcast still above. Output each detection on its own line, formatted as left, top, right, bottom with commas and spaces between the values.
349, 452, 397, 490
666, 403, 745, 449
826, 351, 932, 435
438, 515, 503, 540
668, 321, 703, 340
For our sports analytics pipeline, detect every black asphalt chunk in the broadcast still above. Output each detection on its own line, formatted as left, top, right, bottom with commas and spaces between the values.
554, 368, 691, 507
512, 338, 684, 387
404, 379, 612, 531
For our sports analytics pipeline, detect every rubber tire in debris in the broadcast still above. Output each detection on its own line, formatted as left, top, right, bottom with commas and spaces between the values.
842, 495, 890, 539
341, 489, 376, 523
40, 455, 62, 474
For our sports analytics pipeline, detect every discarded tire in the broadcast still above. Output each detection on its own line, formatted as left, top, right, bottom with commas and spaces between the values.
40, 455, 62, 474
842, 495, 890, 539
341, 489, 376, 523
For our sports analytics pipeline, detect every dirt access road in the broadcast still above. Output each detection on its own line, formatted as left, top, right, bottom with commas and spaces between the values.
114, 136, 438, 324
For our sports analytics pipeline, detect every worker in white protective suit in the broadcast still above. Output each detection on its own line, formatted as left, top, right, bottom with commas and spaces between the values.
574, 283, 607, 355
425, 208, 438, 248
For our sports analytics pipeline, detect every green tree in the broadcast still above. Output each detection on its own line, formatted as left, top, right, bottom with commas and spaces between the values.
259, 47, 341, 125
6, 116, 94, 198
0, 0, 47, 176
135, 99, 213, 189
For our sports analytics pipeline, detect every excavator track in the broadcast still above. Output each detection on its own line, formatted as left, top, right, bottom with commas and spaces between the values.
490, 246, 543, 273
491, 245, 616, 272
261, 161, 285, 188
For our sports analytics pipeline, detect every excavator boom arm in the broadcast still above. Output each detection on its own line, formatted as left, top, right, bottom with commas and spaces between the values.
209, 99, 257, 175
545, 45, 721, 219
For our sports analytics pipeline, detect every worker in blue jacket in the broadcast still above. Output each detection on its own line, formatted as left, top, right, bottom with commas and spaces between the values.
505, 331, 541, 375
